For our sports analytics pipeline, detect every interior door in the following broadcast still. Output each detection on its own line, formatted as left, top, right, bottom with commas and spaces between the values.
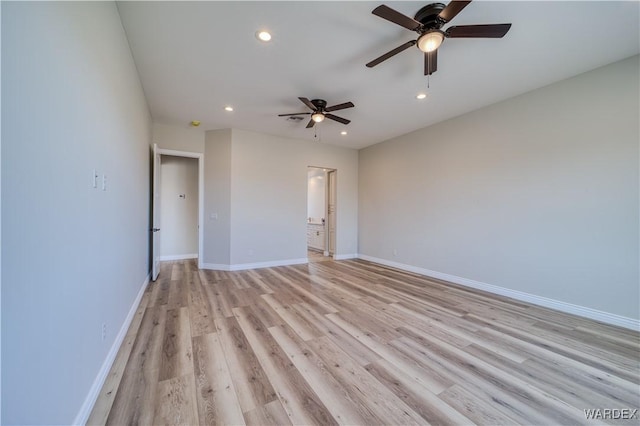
152, 144, 161, 281
327, 170, 336, 255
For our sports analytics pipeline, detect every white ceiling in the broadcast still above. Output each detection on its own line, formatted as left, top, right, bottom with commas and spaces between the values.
117, 1, 640, 149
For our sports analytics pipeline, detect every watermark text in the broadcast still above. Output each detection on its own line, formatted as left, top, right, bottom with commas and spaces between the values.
584, 408, 638, 420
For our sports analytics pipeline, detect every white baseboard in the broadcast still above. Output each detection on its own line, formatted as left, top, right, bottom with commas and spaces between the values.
201, 258, 308, 271
200, 262, 231, 271
334, 253, 358, 260
73, 273, 150, 425
159, 253, 198, 261
357, 254, 639, 331
198, 262, 231, 271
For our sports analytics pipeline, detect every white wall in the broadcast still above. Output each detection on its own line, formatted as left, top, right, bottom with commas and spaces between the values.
153, 122, 204, 153
307, 168, 326, 222
159, 156, 198, 259
0, 2, 3, 420
229, 130, 358, 265
359, 56, 639, 322
203, 129, 232, 266
201, 129, 358, 269
1, 2, 151, 424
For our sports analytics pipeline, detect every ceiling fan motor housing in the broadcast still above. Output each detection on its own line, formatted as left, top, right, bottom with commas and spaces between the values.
414, 3, 447, 30
311, 99, 327, 111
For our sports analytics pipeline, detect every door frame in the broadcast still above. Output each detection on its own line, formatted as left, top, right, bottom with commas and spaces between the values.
156, 148, 205, 270
307, 165, 337, 259
326, 169, 337, 258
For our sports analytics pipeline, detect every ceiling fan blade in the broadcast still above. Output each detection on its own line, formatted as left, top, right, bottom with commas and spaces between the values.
446, 23, 512, 38
438, 1, 472, 23
372, 5, 422, 31
278, 112, 311, 117
424, 50, 438, 75
325, 114, 350, 125
325, 102, 354, 112
366, 40, 416, 68
298, 97, 317, 111
306, 118, 316, 128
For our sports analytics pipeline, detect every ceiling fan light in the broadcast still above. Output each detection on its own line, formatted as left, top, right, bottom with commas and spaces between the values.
256, 30, 272, 42
312, 112, 325, 123
417, 30, 444, 53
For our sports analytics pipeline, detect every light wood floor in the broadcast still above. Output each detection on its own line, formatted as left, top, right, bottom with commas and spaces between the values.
88, 259, 640, 425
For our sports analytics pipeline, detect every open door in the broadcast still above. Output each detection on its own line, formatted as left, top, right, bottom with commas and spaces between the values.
151, 143, 161, 281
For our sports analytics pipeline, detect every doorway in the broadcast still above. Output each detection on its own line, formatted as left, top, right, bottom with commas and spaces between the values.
307, 166, 336, 261
152, 148, 204, 280
159, 155, 198, 260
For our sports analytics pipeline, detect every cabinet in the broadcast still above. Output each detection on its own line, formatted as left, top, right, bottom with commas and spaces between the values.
307, 223, 325, 251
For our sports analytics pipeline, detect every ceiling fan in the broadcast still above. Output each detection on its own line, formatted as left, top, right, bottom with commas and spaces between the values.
366, 0, 512, 75
278, 97, 354, 128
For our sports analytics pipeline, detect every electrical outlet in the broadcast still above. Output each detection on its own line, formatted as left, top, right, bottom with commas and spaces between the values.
102, 174, 107, 191
102, 323, 107, 341
393, 249, 398, 257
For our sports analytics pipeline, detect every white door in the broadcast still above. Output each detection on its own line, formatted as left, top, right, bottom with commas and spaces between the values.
152, 144, 161, 281
327, 170, 336, 255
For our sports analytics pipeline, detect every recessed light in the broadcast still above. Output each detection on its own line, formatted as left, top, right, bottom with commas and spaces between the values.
416, 93, 427, 100
190, 120, 200, 127
224, 106, 234, 112
256, 30, 272, 42
340, 131, 347, 135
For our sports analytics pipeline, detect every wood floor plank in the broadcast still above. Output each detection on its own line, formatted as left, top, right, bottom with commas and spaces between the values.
243, 400, 292, 426
479, 324, 640, 399
192, 332, 246, 425
464, 343, 635, 413
93, 259, 639, 426
326, 312, 455, 393
154, 277, 171, 307
105, 306, 166, 425
152, 374, 199, 426
233, 306, 337, 426
243, 270, 276, 294
159, 307, 194, 381
291, 302, 381, 366
267, 267, 339, 314
170, 262, 183, 281
167, 279, 189, 309
439, 384, 522, 425
363, 359, 474, 425
188, 274, 216, 337
188, 296, 216, 338
394, 335, 587, 424
200, 274, 234, 320
249, 296, 285, 329
268, 323, 374, 425
307, 335, 427, 425
261, 293, 323, 341
392, 303, 530, 363
487, 320, 640, 384
214, 316, 278, 413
